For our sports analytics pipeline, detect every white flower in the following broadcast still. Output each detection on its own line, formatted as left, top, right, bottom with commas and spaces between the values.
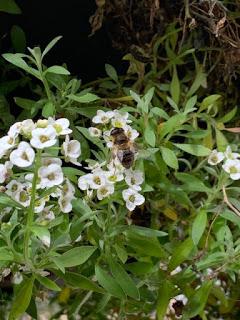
38, 164, 63, 188
42, 156, 62, 167
15, 190, 31, 207
58, 195, 73, 213
30, 125, 57, 149
107, 158, 125, 173
21, 119, 35, 137
222, 159, 240, 180
0, 135, 16, 159
62, 135, 81, 166
123, 125, 139, 141
36, 119, 48, 128
103, 130, 113, 148
49, 117, 72, 135
92, 110, 114, 124
208, 149, 224, 165
88, 127, 102, 137
78, 174, 92, 191
6, 180, 23, 195
62, 178, 75, 197
0, 162, 11, 184
105, 169, 124, 184
84, 161, 106, 172
8, 122, 22, 138
88, 171, 107, 190
125, 170, 144, 191
97, 183, 114, 200
12, 272, 23, 285
122, 188, 145, 211
224, 146, 239, 160
10, 141, 35, 168
170, 266, 182, 276
34, 197, 46, 213
41, 234, 51, 247
111, 111, 131, 128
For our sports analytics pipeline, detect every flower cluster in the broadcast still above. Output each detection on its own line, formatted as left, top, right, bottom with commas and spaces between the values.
78, 109, 145, 211
0, 118, 81, 218
208, 146, 240, 180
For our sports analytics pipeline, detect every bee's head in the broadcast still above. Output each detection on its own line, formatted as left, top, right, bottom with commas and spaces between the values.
110, 127, 125, 136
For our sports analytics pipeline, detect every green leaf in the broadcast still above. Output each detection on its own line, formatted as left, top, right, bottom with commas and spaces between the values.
67, 93, 99, 103
0, 247, 14, 261
160, 146, 178, 169
215, 128, 228, 152
10, 25, 26, 52
42, 36, 62, 59
105, 64, 118, 82
14, 97, 36, 110
0, 193, 24, 209
175, 173, 211, 193
160, 114, 186, 138
125, 225, 167, 238
200, 94, 222, 112
62, 272, 105, 293
126, 234, 166, 258
174, 143, 211, 156
2, 53, 41, 79
187, 65, 207, 97
144, 126, 156, 147
54, 246, 96, 268
168, 237, 195, 271
113, 244, 128, 264
184, 95, 197, 114
183, 281, 213, 318
36, 275, 61, 291
42, 101, 55, 117
45, 65, 70, 75
192, 210, 207, 245
95, 265, 125, 299
170, 65, 180, 105
0, 0, 21, 14
218, 106, 237, 123
151, 107, 169, 120
109, 260, 140, 300
9, 277, 34, 320
157, 280, 175, 320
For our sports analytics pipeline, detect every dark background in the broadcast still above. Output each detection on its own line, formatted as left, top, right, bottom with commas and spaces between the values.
0, 0, 125, 83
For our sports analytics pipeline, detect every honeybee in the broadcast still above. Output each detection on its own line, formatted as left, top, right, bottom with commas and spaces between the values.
110, 127, 136, 169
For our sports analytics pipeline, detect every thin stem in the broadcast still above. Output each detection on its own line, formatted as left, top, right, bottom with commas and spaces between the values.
23, 150, 41, 263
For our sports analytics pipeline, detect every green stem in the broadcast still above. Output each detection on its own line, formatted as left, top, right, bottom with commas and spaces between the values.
23, 150, 41, 263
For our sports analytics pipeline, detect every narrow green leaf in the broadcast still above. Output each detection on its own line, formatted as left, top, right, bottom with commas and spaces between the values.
192, 210, 207, 245
54, 246, 96, 268
36, 275, 61, 291
183, 281, 213, 318
175, 173, 211, 193
67, 93, 99, 103
168, 237, 195, 271
9, 277, 34, 320
110, 260, 139, 300
170, 65, 180, 105
144, 126, 156, 147
62, 272, 105, 294
95, 265, 125, 299
45, 65, 70, 75
42, 101, 55, 117
160, 114, 186, 138
0, 0, 21, 14
174, 143, 211, 156
42, 36, 62, 59
0, 193, 24, 209
218, 106, 237, 123
215, 128, 228, 152
105, 64, 118, 82
10, 25, 26, 52
160, 146, 179, 169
